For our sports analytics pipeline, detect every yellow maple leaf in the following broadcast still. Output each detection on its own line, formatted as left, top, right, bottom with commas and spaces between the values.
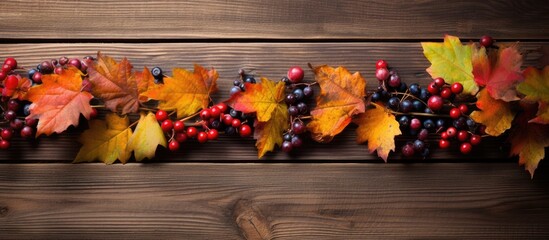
353, 104, 401, 161
127, 112, 167, 161
144, 64, 218, 119
422, 35, 478, 94
517, 66, 549, 124
470, 89, 516, 136
226, 78, 288, 158
74, 113, 133, 164
307, 65, 367, 143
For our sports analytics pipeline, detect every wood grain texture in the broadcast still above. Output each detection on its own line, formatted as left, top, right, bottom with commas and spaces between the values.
0, 163, 547, 239
0, 42, 545, 162
0, 0, 548, 40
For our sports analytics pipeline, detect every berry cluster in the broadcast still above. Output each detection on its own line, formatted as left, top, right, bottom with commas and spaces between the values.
281, 66, 313, 152
230, 68, 257, 96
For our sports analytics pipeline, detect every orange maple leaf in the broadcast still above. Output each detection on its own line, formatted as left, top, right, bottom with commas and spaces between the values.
353, 103, 401, 161
509, 102, 549, 178
88, 52, 154, 114
472, 45, 524, 101
307, 65, 367, 143
26, 67, 93, 136
470, 89, 516, 136
226, 78, 288, 158
2, 75, 32, 100
144, 65, 218, 119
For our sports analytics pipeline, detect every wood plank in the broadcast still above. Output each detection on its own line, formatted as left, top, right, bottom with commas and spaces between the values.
0, 0, 548, 40
0, 42, 546, 162
0, 163, 548, 239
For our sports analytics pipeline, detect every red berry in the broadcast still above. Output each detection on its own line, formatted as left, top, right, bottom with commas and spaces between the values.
231, 118, 241, 128
375, 60, 388, 69
1, 128, 13, 140
375, 68, 389, 81
25, 118, 38, 127
287, 66, 304, 83
89, 108, 98, 119
0, 71, 6, 81
10, 119, 23, 130
427, 82, 439, 95
427, 95, 444, 111
7, 99, 19, 111
478, 125, 487, 135
207, 129, 219, 140
210, 107, 221, 119
173, 120, 185, 132
441, 132, 449, 140
460, 142, 472, 154
54, 67, 64, 75
451, 83, 463, 94
0, 140, 9, 149
155, 110, 169, 122
68, 58, 81, 69
449, 107, 461, 119
5, 75, 19, 89
186, 127, 198, 138
222, 114, 233, 125
480, 35, 494, 47
197, 131, 208, 143
446, 127, 457, 138
20, 126, 33, 138
168, 140, 180, 151
4, 110, 17, 121
32, 72, 42, 84
2, 64, 11, 74
200, 109, 211, 120
216, 103, 228, 113
239, 124, 252, 137
470, 134, 482, 145
410, 118, 422, 130
175, 132, 187, 143
161, 119, 173, 132
457, 130, 469, 142
433, 77, 445, 87
439, 139, 450, 149
458, 104, 469, 114
4, 57, 17, 69
440, 87, 453, 99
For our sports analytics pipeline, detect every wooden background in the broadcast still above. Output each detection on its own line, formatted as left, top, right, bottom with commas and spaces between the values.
1, 0, 549, 239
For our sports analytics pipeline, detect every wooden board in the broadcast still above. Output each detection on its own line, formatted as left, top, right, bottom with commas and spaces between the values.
0, 42, 546, 162
0, 0, 548, 40
1, 163, 548, 239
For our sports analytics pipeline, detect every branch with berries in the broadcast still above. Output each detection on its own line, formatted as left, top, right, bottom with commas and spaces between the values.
0, 35, 547, 177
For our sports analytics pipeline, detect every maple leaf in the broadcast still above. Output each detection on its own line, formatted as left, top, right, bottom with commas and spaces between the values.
127, 112, 167, 161
88, 52, 153, 114
226, 78, 288, 158
353, 103, 401, 161
472, 45, 524, 101
144, 65, 218, 119
307, 65, 366, 143
470, 89, 516, 136
74, 113, 133, 164
517, 66, 549, 124
509, 102, 549, 178
26, 67, 93, 136
422, 35, 478, 94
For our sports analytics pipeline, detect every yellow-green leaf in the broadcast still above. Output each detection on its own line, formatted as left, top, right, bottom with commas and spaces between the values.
517, 66, 549, 124
422, 35, 478, 94
74, 113, 133, 164
128, 112, 167, 161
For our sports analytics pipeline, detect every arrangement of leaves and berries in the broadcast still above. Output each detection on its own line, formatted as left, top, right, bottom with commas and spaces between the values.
0, 35, 547, 177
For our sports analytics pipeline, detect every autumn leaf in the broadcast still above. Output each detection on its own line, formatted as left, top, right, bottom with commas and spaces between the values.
144, 65, 218, 119
26, 67, 93, 136
509, 102, 549, 178
470, 89, 516, 136
422, 35, 478, 94
307, 65, 366, 143
74, 113, 133, 164
127, 112, 167, 161
353, 104, 401, 161
88, 52, 153, 114
226, 78, 288, 158
472, 45, 523, 101
517, 66, 549, 124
